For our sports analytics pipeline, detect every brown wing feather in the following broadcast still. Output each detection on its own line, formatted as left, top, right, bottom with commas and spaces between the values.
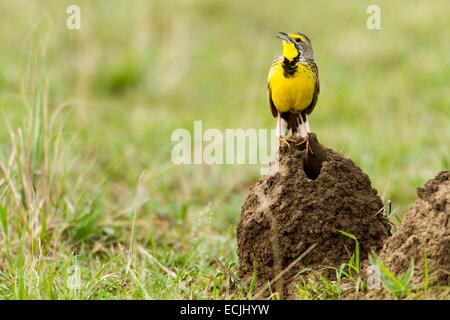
267, 55, 283, 118
267, 85, 278, 117
303, 62, 320, 115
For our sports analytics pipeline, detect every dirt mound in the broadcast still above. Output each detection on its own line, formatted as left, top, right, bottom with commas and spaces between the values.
379, 171, 450, 287
237, 134, 391, 296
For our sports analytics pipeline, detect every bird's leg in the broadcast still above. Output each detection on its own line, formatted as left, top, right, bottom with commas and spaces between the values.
305, 119, 311, 133
293, 115, 306, 143
298, 114, 314, 155
276, 114, 290, 149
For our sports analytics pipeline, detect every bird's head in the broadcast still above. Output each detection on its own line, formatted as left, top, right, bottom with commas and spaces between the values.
277, 32, 314, 64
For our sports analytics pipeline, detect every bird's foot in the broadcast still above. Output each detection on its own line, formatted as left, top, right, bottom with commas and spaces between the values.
294, 134, 314, 155
278, 136, 291, 149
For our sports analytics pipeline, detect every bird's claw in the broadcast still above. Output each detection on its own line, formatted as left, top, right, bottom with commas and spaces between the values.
279, 137, 291, 149
294, 135, 314, 155
305, 135, 314, 155
279, 135, 313, 155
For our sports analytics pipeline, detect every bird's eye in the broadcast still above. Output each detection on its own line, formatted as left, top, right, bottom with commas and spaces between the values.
295, 38, 302, 43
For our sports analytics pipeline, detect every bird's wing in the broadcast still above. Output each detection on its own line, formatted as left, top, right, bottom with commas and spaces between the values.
267, 55, 283, 118
304, 62, 320, 115
267, 85, 278, 118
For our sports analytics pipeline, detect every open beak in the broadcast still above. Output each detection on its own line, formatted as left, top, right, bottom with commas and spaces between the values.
276, 32, 291, 42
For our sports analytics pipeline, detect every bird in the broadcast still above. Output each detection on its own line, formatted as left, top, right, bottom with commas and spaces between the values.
267, 32, 320, 149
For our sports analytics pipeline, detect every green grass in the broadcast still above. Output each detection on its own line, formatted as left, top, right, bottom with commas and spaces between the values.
0, 0, 449, 299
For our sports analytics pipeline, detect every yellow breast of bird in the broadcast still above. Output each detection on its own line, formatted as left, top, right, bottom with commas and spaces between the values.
269, 62, 315, 113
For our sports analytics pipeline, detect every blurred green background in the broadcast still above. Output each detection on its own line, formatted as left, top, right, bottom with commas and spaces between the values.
0, 0, 448, 298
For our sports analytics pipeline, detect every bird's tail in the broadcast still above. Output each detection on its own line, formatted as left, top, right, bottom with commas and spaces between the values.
286, 113, 298, 135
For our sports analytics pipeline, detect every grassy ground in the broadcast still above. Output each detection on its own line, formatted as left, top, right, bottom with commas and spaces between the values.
0, 0, 449, 299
